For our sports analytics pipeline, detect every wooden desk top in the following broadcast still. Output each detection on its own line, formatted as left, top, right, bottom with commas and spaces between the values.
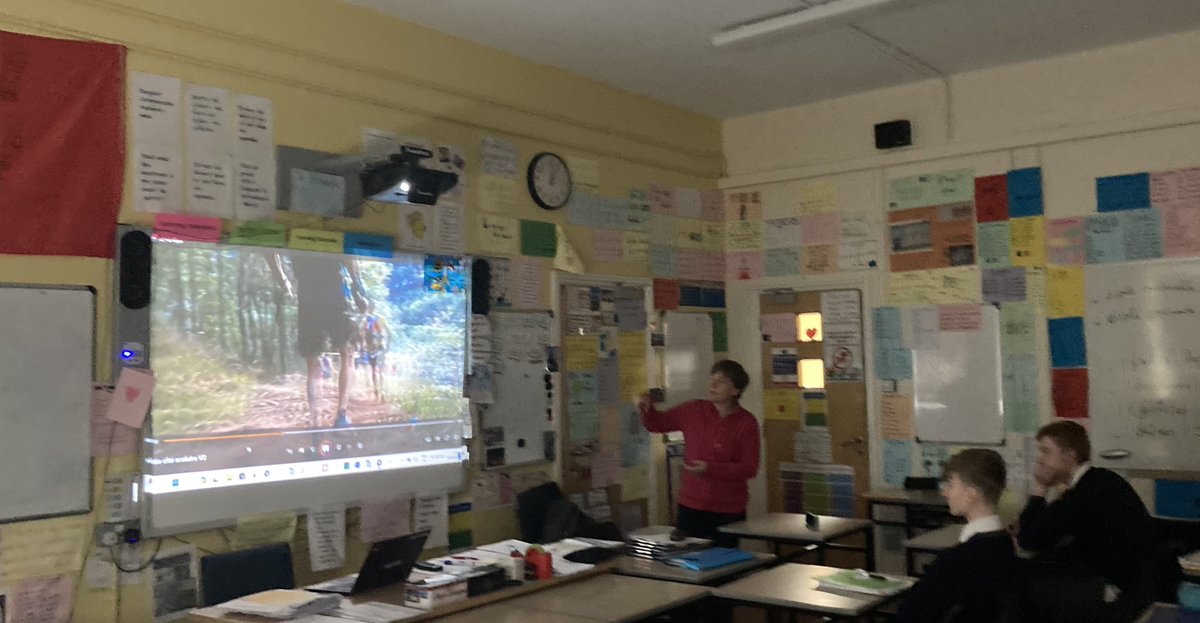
435, 602, 603, 623
719, 513, 873, 542
903, 524, 962, 552
863, 489, 949, 507
614, 552, 775, 585
712, 563, 910, 617
186, 561, 616, 623
504, 574, 710, 623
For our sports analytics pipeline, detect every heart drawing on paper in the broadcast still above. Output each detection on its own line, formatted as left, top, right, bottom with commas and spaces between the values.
806, 328, 818, 340
125, 387, 140, 403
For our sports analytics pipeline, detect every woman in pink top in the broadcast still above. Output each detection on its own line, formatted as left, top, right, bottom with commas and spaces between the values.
638, 360, 761, 547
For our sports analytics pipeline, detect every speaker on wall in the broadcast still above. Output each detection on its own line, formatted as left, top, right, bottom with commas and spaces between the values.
471, 258, 490, 316
118, 230, 152, 309
874, 119, 912, 150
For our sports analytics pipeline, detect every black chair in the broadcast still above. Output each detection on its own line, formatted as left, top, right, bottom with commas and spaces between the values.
199, 543, 295, 606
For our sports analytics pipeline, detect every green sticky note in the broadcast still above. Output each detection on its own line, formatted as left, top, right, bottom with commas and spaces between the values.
228, 221, 287, 247
805, 412, 828, 427
520, 220, 557, 257
710, 312, 728, 352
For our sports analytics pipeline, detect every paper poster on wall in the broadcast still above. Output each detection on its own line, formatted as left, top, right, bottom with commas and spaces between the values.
1047, 217, 1086, 265
794, 429, 833, 463
799, 180, 839, 215
1096, 172, 1150, 213
802, 244, 837, 275
821, 290, 863, 381
1009, 216, 1046, 267
764, 389, 801, 420
478, 214, 520, 256
415, 493, 449, 549
674, 187, 702, 219
1007, 168, 1044, 218
974, 174, 1008, 222
1150, 167, 1200, 209
1163, 206, 1200, 257
185, 84, 232, 155
186, 155, 234, 218
881, 393, 914, 439
883, 439, 913, 485
982, 267, 1027, 303
802, 390, 828, 426
724, 191, 762, 221
763, 217, 801, 248
888, 203, 975, 272
233, 158, 276, 221
887, 169, 974, 211
839, 240, 879, 271
134, 145, 184, 213
233, 94, 273, 159
131, 72, 183, 147
481, 136, 518, 179
726, 251, 764, 281
305, 504, 347, 572
976, 221, 1012, 268
771, 347, 799, 385
999, 302, 1036, 355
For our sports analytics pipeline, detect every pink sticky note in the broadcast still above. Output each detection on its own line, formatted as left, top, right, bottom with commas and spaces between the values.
106, 368, 154, 428
91, 386, 140, 456
1046, 217, 1086, 265
801, 212, 841, 246
938, 304, 982, 331
1163, 205, 1200, 258
154, 213, 222, 243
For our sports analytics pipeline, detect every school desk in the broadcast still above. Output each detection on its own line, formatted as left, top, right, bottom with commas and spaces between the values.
719, 513, 876, 570
711, 563, 913, 621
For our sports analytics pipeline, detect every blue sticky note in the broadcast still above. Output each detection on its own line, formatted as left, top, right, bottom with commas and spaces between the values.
873, 307, 903, 346
700, 286, 726, 308
1086, 214, 1126, 264
1007, 168, 1044, 218
679, 285, 703, 307
1048, 317, 1087, 368
649, 245, 676, 277
884, 440, 914, 486
1096, 173, 1151, 213
1122, 209, 1163, 261
343, 233, 394, 258
876, 347, 913, 380
1154, 480, 1200, 520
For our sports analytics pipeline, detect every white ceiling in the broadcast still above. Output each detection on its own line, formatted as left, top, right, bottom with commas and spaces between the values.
341, 0, 1200, 118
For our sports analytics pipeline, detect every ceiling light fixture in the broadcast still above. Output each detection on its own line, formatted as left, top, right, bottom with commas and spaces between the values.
712, 0, 906, 48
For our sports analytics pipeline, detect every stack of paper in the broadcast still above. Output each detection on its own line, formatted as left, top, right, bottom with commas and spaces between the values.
332, 600, 424, 623
1180, 550, 1200, 575
815, 570, 914, 597
220, 589, 342, 619
625, 525, 711, 560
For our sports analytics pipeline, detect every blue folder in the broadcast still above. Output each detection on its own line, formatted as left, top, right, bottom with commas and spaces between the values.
664, 547, 754, 572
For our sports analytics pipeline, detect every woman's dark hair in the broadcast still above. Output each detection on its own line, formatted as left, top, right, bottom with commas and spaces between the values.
710, 360, 750, 398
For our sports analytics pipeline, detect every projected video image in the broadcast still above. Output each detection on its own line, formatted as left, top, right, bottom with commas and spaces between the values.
150, 242, 467, 437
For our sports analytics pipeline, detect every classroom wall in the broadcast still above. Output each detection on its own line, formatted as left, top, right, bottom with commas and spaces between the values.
0, 1, 721, 620
721, 27, 1200, 517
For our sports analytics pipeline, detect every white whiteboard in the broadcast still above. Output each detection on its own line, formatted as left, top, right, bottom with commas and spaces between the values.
0, 285, 95, 523
663, 312, 714, 406
482, 311, 554, 468
1085, 259, 1200, 471
913, 305, 1005, 444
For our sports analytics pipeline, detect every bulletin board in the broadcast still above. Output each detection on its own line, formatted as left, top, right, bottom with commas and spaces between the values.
557, 283, 653, 529
480, 311, 555, 469
0, 285, 95, 523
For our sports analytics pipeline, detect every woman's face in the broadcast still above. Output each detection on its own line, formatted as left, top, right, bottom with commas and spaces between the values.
707, 372, 740, 404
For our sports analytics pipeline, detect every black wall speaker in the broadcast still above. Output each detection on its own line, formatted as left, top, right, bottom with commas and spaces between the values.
471, 258, 490, 316
118, 230, 152, 309
874, 119, 912, 150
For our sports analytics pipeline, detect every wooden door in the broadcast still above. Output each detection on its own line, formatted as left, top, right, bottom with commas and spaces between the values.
759, 289, 869, 567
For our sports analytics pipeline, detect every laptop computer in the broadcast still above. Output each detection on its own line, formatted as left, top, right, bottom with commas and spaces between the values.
307, 530, 430, 596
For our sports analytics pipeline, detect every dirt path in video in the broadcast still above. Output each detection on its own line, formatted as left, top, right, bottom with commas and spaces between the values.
206, 374, 402, 433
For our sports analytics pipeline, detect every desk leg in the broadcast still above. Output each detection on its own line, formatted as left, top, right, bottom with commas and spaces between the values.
816, 545, 826, 565
865, 526, 876, 572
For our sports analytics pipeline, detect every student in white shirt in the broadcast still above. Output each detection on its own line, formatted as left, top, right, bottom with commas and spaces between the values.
896, 449, 1016, 623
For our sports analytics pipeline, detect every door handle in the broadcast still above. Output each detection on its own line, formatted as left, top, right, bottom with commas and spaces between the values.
841, 436, 866, 456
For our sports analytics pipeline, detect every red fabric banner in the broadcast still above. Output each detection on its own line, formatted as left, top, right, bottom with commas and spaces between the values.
0, 31, 125, 258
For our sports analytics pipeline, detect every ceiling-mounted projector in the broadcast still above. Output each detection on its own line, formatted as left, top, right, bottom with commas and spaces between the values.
359, 145, 459, 206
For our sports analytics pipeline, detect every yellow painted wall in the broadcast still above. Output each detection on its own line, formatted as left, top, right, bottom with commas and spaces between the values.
0, 1, 721, 620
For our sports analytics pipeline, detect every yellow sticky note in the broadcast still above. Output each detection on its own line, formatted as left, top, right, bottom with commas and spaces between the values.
887, 271, 937, 306
623, 232, 649, 265
0, 515, 89, 582
1010, 216, 1046, 267
554, 224, 585, 274
621, 465, 650, 501
799, 180, 839, 215
763, 388, 801, 420
930, 266, 982, 304
478, 214, 520, 256
674, 218, 707, 249
1047, 266, 1085, 318
288, 228, 344, 253
564, 335, 599, 371
618, 332, 648, 401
